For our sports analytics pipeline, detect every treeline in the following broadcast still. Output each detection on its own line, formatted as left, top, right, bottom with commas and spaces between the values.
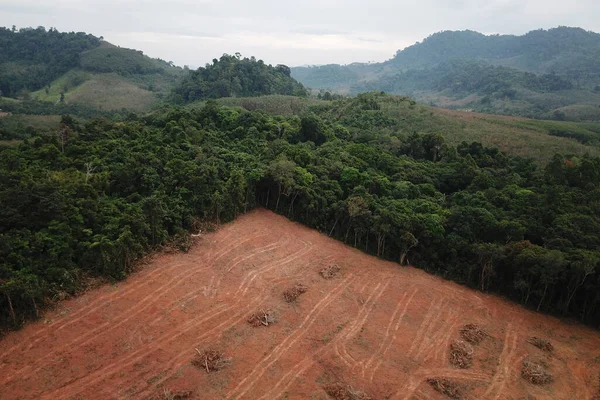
79, 46, 179, 76
354, 60, 574, 98
172, 54, 307, 103
0, 26, 100, 97
1, 93, 599, 330
0, 98, 129, 126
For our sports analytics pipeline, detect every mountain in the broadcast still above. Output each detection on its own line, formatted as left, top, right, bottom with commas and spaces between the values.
0, 26, 185, 112
292, 27, 600, 121
171, 54, 307, 103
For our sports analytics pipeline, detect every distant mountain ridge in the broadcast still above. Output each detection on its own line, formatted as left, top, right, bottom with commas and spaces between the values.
292, 27, 600, 121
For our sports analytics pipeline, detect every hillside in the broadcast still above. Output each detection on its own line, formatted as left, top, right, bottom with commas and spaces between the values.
0, 27, 185, 113
292, 27, 600, 121
1, 210, 599, 399
172, 54, 307, 103
196, 93, 600, 162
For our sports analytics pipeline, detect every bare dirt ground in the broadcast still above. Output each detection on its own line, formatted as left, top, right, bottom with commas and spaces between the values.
1, 209, 599, 399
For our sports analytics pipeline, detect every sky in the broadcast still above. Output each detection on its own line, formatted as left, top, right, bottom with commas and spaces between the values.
1, 0, 599, 68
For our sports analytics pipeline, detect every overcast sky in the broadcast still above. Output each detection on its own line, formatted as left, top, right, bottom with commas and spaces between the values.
1, 0, 599, 68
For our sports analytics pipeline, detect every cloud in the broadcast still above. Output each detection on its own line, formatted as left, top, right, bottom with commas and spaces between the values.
0, 0, 598, 66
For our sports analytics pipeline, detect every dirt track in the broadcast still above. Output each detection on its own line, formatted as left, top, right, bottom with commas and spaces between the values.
1, 209, 599, 399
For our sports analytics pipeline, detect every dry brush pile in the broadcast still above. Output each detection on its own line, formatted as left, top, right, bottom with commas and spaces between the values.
191, 349, 231, 373
283, 283, 308, 302
320, 264, 341, 279
154, 388, 193, 400
449, 339, 474, 369
527, 337, 554, 353
460, 324, 488, 344
427, 378, 463, 399
323, 382, 372, 400
521, 358, 553, 385
247, 309, 276, 327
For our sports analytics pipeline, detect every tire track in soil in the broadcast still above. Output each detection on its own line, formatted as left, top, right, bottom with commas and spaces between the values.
117, 292, 272, 399
225, 274, 355, 400
123, 245, 327, 398
407, 296, 444, 359
4, 231, 276, 384
362, 290, 408, 377
391, 367, 493, 400
256, 342, 332, 400
343, 279, 391, 375
238, 240, 313, 296
0, 228, 244, 368
0, 229, 232, 362
42, 292, 268, 400
413, 305, 454, 362
263, 277, 399, 399
370, 287, 419, 381
484, 323, 519, 399
435, 320, 459, 363
148, 238, 288, 323
418, 309, 459, 364
40, 232, 304, 399
133, 253, 332, 398
334, 276, 381, 367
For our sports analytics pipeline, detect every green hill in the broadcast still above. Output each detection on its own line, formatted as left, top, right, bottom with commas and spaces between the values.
292, 27, 600, 121
0, 26, 100, 97
0, 27, 184, 113
172, 54, 307, 103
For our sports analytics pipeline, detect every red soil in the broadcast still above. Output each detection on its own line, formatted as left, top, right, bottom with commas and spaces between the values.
1, 209, 599, 399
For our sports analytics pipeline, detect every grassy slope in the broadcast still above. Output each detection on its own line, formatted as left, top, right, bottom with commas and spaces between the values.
201, 95, 600, 163
65, 74, 158, 112
432, 108, 600, 161
30, 44, 184, 113
33, 72, 158, 112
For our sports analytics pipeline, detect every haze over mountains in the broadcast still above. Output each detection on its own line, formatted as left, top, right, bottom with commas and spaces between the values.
292, 27, 600, 121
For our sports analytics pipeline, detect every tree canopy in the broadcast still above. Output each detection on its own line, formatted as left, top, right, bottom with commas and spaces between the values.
1, 92, 600, 331
172, 54, 307, 103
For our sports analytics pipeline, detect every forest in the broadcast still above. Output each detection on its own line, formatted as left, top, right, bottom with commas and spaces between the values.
172, 54, 307, 103
0, 26, 100, 97
1, 92, 599, 331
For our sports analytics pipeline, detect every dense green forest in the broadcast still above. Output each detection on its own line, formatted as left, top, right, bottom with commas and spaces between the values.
172, 54, 307, 103
0, 27, 100, 97
292, 27, 600, 121
1, 92, 599, 331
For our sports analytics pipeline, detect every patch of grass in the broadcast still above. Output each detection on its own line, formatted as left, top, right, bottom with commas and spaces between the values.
31, 69, 91, 102
432, 108, 600, 162
64, 73, 158, 112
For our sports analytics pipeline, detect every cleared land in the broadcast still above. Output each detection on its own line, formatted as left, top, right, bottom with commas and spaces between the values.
0, 209, 599, 399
